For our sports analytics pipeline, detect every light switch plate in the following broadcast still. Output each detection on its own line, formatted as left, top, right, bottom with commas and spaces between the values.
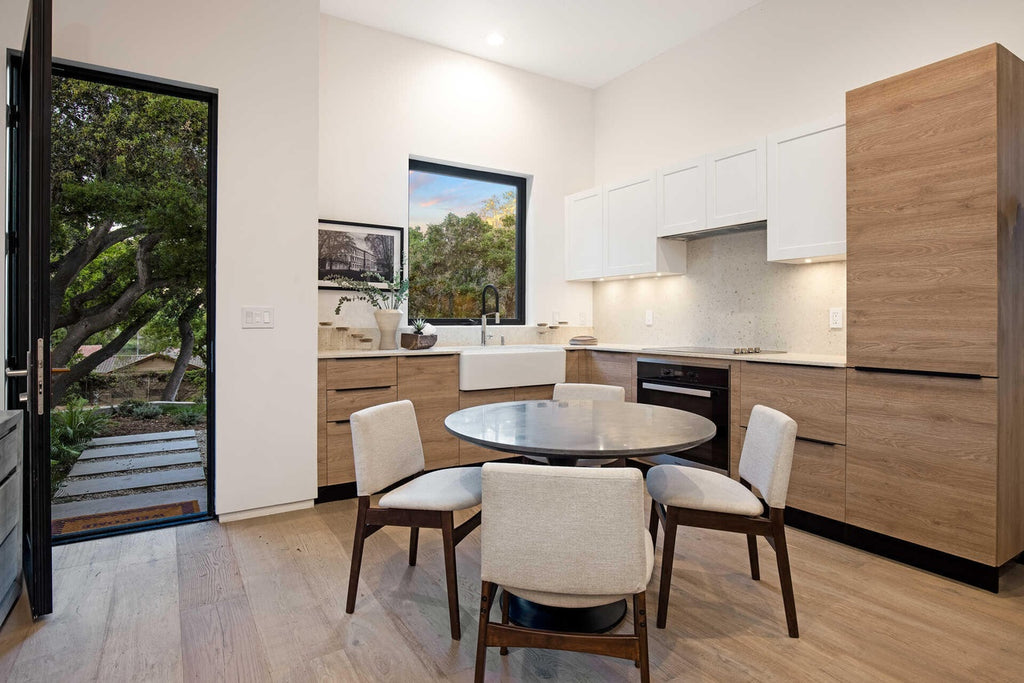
829, 307, 843, 329
644, 309, 654, 326
242, 306, 275, 329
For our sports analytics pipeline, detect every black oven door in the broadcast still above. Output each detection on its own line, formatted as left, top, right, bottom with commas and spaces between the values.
636, 380, 729, 471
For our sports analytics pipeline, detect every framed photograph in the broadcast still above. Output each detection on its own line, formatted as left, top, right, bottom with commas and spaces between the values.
317, 220, 405, 289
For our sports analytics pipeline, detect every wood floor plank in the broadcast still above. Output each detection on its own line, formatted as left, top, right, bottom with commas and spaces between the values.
3, 497, 1024, 681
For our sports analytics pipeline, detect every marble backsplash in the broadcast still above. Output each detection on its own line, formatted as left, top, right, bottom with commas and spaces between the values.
317, 323, 595, 352
592, 229, 846, 355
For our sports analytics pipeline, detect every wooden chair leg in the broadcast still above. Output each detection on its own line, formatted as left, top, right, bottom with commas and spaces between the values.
746, 534, 760, 581
499, 590, 510, 656
656, 510, 678, 629
634, 591, 650, 683
474, 581, 495, 683
441, 512, 462, 640
771, 511, 799, 638
345, 497, 369, 614
648, 499, 660, 544
409, 527, 419, 567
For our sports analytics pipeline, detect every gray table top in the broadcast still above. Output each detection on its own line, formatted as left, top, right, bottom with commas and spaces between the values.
444, 399, 717, 458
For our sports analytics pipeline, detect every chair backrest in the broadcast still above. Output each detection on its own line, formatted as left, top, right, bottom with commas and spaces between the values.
350, 400, 425, 496
480, 462, 648, 597
738, 404, 798, 509
552, 383, 626, 402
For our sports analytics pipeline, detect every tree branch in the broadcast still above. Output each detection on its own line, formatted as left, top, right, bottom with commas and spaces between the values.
49, 221, 146, 319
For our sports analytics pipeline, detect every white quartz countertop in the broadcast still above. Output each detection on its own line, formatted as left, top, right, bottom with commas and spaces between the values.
318, 343, 846, 368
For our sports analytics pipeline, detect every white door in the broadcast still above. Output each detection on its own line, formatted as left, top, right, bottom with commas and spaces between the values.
767, 116, 846, 262
707, 139, 766, 228
564, 187, 604, 280
604, 173, 657, 276
657, 156, 706, 237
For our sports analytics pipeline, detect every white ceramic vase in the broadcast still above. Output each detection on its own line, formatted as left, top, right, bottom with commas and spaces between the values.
374, 309, 403, 350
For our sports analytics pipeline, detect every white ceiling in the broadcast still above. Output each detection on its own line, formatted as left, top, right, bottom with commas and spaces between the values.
319, 0, 762, 88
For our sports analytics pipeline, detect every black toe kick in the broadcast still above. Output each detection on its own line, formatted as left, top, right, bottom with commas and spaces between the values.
784, 507, 1001, 593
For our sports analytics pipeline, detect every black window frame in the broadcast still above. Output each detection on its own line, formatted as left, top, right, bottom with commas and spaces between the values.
408, 159, 526, 326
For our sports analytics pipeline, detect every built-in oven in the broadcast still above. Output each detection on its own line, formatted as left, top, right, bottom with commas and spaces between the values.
636, 358, 730, 471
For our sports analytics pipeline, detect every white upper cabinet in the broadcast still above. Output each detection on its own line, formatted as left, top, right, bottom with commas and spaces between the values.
767, 116, 846, 263
565, 186, 604, 280
657, 156, 706, 237
706, 138, 767, 228
604, 173, 658, 276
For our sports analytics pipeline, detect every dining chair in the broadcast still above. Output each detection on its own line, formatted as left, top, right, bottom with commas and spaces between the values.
474, 462, 653, 682
345, 400, 482, 640
647, 404, 799, 637
523, 382, 626, 466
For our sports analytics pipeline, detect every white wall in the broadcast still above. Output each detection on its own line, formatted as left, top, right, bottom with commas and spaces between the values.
318, 17, 594, 330
2, 0, 320, 516
591, 0, 1024, 353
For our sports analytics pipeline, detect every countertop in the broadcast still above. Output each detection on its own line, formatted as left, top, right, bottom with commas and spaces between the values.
318, 344, 846, 368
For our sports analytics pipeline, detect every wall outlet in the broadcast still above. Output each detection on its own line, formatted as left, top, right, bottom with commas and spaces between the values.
829, 307, 843, 330
644, 309, 654, 326
242, 306, 274, 329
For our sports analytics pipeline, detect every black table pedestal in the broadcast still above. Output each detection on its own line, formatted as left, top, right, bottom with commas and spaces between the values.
506, 593, 627, 634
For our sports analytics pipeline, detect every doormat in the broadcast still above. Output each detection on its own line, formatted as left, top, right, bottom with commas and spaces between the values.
52, 500, 201, 535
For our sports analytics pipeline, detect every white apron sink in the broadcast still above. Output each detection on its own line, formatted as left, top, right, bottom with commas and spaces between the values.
459, 346, 566, 391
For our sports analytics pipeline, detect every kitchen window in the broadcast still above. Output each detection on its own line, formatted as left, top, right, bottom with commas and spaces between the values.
408, 159, 526, 325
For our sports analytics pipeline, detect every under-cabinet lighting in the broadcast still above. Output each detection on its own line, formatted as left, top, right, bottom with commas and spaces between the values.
486, 32, 505, 46
804, 258, 812, 263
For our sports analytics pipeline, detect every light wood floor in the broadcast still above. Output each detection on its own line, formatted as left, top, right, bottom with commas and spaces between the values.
1, 497, 1023, 681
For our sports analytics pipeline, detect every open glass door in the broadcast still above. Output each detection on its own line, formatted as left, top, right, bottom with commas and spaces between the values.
6, 0, 53, 617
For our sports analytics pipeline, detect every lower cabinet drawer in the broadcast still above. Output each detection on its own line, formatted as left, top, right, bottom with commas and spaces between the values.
787, 439, 846, 522
326, 421, 356, 485
0, 471, 21, 541
326, 387, 397, 422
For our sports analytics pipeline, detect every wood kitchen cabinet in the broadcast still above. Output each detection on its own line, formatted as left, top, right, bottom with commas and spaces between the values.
739, 362, 846, 445
585, 351, 635, 402
457, 388, 515, 465
706, 138, 766, 229
767, 116, 846, 263
657, 155, 706, 237
397, 355, 459, 470
564, 349, 583, 383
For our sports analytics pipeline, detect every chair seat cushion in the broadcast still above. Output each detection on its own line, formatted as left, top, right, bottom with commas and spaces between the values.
646, 464, 763, 516
504, 530, 654, 608
378, 467, 482, 511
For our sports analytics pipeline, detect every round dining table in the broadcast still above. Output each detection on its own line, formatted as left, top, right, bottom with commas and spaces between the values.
444, 398, 717, 633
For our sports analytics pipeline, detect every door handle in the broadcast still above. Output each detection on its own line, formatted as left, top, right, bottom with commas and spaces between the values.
4, 369, 28, 378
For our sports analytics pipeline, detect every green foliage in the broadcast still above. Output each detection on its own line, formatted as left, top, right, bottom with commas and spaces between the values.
115, 399, 145, 417
184, 368, 207, 399
408, 190, 517, 319
332, 258, 410, 312
50, 398, 110, 494
411, 318, 427, 333
166, 403, 206, 426
132, 403, 163, 420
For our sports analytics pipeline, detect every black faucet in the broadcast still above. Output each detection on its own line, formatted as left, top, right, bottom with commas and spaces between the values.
480, 284, 500, 345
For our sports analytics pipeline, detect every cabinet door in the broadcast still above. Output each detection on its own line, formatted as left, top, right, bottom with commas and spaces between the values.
707, 139, 766, 228
458, 388, 515, 464
739, 362, 846, 444
657, 156, 706, 236
587, 352, 634, 402
604, 173, 657, 276
708, 139, 765, 229
398, 356, 459, 470
565, 350, 582, 383
846, 369, 997, 564
767, 117, 846, 262
846, 48, 998, 375
565, 186, 604, 280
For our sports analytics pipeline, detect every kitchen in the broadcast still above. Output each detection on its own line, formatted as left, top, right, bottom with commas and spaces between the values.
2, 0, 1024, 680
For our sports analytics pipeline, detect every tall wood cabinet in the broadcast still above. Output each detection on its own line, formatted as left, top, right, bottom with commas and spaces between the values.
845, 44, 1024, 568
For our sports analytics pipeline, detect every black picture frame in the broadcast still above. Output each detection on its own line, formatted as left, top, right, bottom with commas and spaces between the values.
318, 220, 405, 290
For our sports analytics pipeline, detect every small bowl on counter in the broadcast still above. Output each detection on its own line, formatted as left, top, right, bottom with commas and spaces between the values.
400, 333, 438, 350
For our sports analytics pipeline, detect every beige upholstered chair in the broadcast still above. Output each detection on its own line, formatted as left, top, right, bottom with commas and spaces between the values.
474, 463, 653, 682
647, 404, 799, 637
523, 382, 626, 467
345, 400, 482, 640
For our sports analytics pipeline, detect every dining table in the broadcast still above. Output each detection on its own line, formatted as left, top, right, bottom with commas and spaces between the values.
444, 398, 717, 633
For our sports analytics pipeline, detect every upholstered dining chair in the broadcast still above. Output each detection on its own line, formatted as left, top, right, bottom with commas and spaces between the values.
523, 382, 626, 466
345, 400, 482, 640
647, 404, 799, 637
475, 462, 653, 682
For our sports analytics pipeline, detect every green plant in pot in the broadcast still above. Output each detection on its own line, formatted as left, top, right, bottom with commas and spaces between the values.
332, 265, 409, 350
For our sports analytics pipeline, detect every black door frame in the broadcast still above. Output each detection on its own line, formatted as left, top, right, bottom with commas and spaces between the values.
6, 55, 219, 549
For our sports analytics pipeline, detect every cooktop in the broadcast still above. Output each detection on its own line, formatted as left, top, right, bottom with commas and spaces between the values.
644, 346, 786, 355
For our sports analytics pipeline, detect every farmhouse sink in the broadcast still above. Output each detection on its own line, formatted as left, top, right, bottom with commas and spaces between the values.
459, 345, 566, 391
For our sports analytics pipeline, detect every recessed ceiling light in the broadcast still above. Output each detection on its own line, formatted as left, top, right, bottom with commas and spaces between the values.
486, 31, 504, 47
